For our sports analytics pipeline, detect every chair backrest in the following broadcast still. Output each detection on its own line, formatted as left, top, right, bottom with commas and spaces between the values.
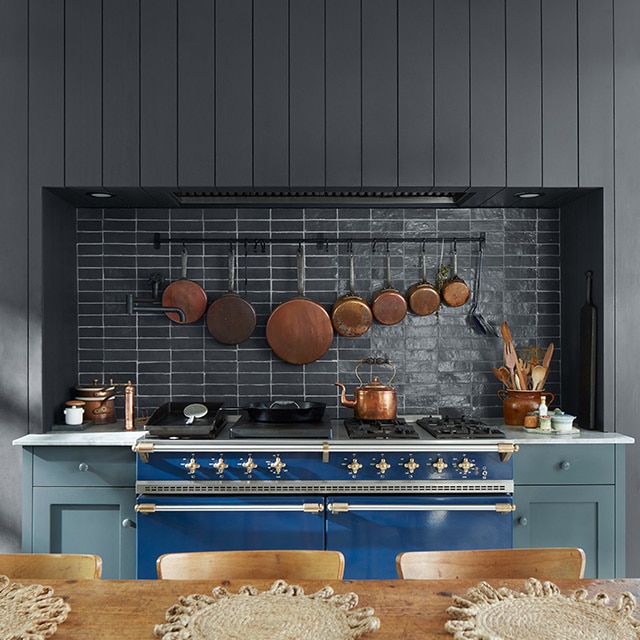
157, 550, 345, 580
0, 553, 102, 579
396, 548, 586, 580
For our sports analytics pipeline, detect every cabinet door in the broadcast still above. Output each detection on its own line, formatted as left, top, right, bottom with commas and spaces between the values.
33, 487, 136, 580
513, 485, 615, 578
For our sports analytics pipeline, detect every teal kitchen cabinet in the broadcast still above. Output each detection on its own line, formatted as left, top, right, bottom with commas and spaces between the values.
513, 443, 624, 578
22, 446, 136, 579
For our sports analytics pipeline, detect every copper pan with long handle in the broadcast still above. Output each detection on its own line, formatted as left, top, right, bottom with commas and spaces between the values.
206, 247, 256, 344
371, 247, 408, 325
331, 251, 373, 337
266, 248, 334, 365
161, 246, 208, 323
407, 245, 440, 316
441, 240, 470, 307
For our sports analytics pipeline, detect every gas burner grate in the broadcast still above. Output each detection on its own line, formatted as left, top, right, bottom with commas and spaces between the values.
417, 416, 506, 439
344, 418, 421, 439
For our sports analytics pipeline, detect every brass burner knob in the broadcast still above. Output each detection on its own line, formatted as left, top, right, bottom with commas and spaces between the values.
458, 457, 475, 474
242, 457, 258, 474
375, 458, 391, 474
432, 457, 448, 473
347, 458, 363, 474
269, 456, 287, 475
211, 457, 228, 475
404, 457, 421, 474
182, 457, 201, 476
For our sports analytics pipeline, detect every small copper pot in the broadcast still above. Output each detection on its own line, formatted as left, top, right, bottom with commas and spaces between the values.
74, 395, 117, 425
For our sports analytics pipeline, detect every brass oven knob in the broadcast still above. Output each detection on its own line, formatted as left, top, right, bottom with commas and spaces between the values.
182, 457, 201, 476
457, 457, 475, 474
347, 458, 363, 474
269, 456, 287, 475
375, 458, 391, 474
404, 457, 420, 474
432, 457, 448, 473
211, 457, 228, 475
241, 457, 258, 474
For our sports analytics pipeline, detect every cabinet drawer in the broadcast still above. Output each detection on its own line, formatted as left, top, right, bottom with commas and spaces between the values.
32, 447, 135, 487
514, 444, 614, 485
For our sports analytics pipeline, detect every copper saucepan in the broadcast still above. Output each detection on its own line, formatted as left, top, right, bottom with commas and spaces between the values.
331, 251, 372, 337
407, 245, 441, 316
441, 240, 470, 307
371, 248, 408, 325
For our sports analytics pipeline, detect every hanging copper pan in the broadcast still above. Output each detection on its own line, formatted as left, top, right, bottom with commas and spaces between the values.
441, 240, 470, 307
206, 247, 256, 344
407, 245, 441, 316
371, 247, 408, 325
162, 246, 208, 323
266, 248, 334, 365
331, 251, 372, 337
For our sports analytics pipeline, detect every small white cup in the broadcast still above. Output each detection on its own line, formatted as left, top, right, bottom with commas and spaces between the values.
64, 405, 84, 425
551, 414, 576, 433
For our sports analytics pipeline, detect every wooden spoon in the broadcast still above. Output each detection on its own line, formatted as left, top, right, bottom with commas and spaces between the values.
539, 342, 555, 388
501, 321, 527, 389
531, 365, 547, 391
492, 367, 512, 388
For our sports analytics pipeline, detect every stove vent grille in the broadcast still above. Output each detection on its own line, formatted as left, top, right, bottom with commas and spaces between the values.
171, 190, 469, 207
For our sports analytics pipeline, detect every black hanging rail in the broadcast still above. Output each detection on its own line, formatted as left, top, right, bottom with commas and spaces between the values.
153, 232, 486, 251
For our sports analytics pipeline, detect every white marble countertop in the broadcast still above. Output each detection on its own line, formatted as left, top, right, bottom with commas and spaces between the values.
12, 417, 634, 447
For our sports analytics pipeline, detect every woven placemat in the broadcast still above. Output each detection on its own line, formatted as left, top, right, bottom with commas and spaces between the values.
154, 579, 380, 640
445, 577, 640, 640
0, 574, 70, 639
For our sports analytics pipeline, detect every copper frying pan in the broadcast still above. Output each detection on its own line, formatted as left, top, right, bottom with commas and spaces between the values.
407, 245, 441, 316
162, 246, 208, 323
266, 248, 334, 364
441, 240, 470, 307
331, 251, 372, 337
206, 247, 256, 344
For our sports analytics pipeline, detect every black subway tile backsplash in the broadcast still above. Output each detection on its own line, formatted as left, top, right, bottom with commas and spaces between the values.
77, 206, 561, 420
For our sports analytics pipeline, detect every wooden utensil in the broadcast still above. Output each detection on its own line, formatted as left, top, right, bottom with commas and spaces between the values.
492, 367, 512, 388
539, 342, 555, 388
531, 365, 546, 391
501, 321, 527, 390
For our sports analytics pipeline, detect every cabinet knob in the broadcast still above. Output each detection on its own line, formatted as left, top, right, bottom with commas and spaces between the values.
560, 461, 571, 471
121, 518, 136, 529
518, 516, 528, 526
78, 462, 89, 472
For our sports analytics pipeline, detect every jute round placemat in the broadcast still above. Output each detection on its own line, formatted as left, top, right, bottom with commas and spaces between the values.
154, 579, 380, 640
445, 578, 640, 640
0, 574, 70, 639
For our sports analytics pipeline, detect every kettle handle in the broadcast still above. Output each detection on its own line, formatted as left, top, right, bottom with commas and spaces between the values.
355, 358, 396, 386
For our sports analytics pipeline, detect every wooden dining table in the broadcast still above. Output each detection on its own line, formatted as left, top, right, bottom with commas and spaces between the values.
11, 577, 640, 639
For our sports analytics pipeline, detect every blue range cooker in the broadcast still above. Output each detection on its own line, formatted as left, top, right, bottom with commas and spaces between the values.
134, 414, 517, 579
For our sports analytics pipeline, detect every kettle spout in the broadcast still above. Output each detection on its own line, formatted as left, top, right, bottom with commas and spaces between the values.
335, 382, 356, 409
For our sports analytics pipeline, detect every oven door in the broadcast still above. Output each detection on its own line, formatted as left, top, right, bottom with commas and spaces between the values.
135, 495, 325, 579
326, 494, 514, 579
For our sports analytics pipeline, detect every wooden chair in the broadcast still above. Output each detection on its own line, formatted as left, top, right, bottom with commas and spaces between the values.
0, 553, 102, 579
396, 548, 586, 580
157, 550, 345, 580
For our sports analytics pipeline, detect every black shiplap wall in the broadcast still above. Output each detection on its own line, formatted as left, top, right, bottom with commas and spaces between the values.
76, 207, 560, 421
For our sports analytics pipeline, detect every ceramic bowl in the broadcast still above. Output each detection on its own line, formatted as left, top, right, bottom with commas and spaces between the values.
551, 413, 576, 433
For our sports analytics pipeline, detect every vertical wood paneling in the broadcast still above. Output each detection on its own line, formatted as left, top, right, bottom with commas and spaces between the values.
542, 0, 578, 187
362, 0, 398, 188
434, 0, 470, 188
326, 0, 361, 189
470, 0, 506, 187
65, 0, 102, 186
398, 0, 434, 189
178, 0, 214, 188
29, 0, 66, 435
103, 0, 140, 187
614, 0, 640, 578
140, 0, 178, 187
215, 0, 253, 188
506, 0, 542, 186
290, 0, 325, 188
253, 0, 289, 190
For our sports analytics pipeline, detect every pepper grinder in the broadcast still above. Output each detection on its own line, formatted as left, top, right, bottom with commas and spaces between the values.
109, 379, 135, 430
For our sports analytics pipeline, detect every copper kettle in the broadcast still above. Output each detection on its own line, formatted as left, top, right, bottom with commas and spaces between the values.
336, 358, 397, 420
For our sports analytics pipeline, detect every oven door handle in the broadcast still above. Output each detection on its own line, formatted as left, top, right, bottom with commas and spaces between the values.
327, 502, 515, 514
135, 502, 324, 514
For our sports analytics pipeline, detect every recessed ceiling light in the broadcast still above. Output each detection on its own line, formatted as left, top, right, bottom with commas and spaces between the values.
514, 192, 544, 199
87, 191, 114, 199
